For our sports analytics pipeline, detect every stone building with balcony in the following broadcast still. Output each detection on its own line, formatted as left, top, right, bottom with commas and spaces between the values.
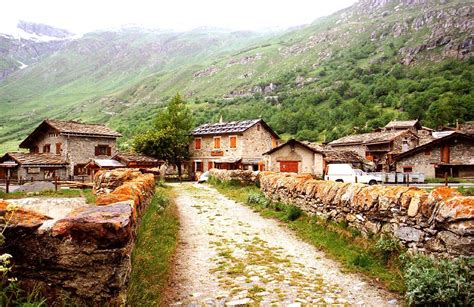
189, 119, 280, 175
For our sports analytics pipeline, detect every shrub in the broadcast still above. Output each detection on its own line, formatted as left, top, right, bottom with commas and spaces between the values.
351, 253, 373, 268
458, 186, 474, 196
246, 192, 270, 208
375, 236, 401, 263
285, 205, 303, 222
401, 254, 473, 306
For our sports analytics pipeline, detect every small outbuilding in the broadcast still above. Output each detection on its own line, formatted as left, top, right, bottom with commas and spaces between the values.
112, 153, 164, 169
0, 152, 68, 182
263, 139, 367, 177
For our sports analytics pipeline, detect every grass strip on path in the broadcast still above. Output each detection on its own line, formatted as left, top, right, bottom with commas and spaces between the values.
209, 179, 405, 294
127, 186, 180, 306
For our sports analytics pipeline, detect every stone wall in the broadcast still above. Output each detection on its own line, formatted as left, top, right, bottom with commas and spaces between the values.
0, 168, 155, 305
259, 172, 473, 257
209, 169, 260, 185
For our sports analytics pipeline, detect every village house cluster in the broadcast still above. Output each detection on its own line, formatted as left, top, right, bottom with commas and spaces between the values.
0, 118, 473, 182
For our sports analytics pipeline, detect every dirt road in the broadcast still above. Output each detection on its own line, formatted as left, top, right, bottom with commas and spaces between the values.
166, 183, 399, 306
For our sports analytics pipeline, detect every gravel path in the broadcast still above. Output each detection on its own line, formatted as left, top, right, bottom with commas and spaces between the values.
166, 183, 399, 306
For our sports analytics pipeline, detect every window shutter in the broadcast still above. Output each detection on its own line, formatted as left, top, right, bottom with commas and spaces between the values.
95, 146, 99, 156
107, 146, 112, 156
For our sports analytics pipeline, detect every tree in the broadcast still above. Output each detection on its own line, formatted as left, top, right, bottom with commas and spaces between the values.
133, 93, 193, 180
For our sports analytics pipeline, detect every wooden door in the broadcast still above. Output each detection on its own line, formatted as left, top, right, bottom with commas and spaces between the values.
441, 145, 450, 163
280, 161, 298, 173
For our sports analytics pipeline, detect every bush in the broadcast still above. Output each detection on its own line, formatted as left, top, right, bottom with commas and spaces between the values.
458, 186, 474, 196
401, 254, 473, 306
375, 236, 401, 263
246, 192, 270, 208
351, 253, 373, 268
285, 205, 303, 222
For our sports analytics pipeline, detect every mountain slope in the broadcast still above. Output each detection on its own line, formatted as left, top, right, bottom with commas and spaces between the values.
0, 0, 472, 152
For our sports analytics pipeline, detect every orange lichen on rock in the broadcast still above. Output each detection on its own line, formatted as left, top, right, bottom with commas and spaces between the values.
430, 187, 462, 201
0, 200, 50, 228
436, 196, 474, 222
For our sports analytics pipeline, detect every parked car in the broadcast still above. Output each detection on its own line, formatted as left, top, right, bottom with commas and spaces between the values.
324, 164, 380, 185
198, 171, 209, 183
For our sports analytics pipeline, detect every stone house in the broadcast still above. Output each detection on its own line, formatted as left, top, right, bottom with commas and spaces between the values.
0, 119, 122, 181
329, 129, 419, 171
0, 152, 68, 181
190, 119, 280, 174
263, 139, 367, 177
394, 132, 474, 178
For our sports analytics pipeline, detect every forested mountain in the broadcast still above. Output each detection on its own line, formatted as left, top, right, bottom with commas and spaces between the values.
0, 0, 472, 151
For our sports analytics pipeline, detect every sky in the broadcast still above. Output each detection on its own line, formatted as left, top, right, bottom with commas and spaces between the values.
0, 0, 358, 34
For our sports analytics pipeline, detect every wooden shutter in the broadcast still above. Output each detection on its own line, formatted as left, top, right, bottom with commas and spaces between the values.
208, 161, 213, 170
95, 146, 99, 156
56, 143, 62, 154
230, 136, 237, 148
195, 138, 201, 150
214, 137, 221, 149
441, 145, 450, 163
107, 146, 112, 156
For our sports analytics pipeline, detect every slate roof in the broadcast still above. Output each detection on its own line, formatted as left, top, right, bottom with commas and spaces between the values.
20, 119, 121, 148
45, 119, 122, 137
192, 119, 279, 138
322, 150, 366, 163
113, 153, 163, 164
329, 130, 417, 146
0, 152, 67, 166
385, 120, 421, 129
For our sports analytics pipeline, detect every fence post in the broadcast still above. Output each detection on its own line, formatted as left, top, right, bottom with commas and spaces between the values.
444, 172, 448, 187
55, 176, 58, 192
6, 176, 9, 194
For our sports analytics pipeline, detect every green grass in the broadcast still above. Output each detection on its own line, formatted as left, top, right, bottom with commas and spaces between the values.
457, 186, 474, 196
127, 186, 180, 306
425, 177, 474, 184
209, 179, 405, 294
0, 188, 96, 204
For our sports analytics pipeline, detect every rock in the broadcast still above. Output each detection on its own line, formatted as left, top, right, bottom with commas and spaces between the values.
365, 221, 381, 234
394, 226, 423, 242
438, 231, 474, 254
0, 200, 50, 229
425, 238, 446, 252
15, 181, 55, 193
52, 201, 133, 248
225, 298, 252, 306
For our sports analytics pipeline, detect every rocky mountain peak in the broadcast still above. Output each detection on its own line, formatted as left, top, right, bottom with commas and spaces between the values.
358, 0, 444, 10
17, 20, 73, 39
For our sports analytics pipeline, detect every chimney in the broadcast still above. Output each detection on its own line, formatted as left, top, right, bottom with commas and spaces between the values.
219, 115, 223, 123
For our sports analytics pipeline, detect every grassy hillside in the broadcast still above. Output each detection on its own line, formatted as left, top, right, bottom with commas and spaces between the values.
0, 0, 473, 152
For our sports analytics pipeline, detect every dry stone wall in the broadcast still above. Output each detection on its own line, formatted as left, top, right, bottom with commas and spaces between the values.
259, 172, 473, 257
209, 169, 260, 185
0, 168, 155, 305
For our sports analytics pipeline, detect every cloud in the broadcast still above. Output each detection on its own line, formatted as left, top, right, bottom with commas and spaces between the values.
0, 0, 358, 33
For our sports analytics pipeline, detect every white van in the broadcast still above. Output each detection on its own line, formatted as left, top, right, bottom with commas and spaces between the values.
325, 164, 380, 185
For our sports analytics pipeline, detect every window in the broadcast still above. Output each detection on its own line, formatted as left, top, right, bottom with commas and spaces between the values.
95, 145, 111, 156
195, 138, 202, 150
43, 144, 51, 153
229, 136, 237, 148
424, 149, 431, 156
213, 137, 221, 149
195, 161, 203, 172
403, 167, 413, 173
257, 124, 261, 131
56, 143, 62, 155
365, 152, 374, 161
